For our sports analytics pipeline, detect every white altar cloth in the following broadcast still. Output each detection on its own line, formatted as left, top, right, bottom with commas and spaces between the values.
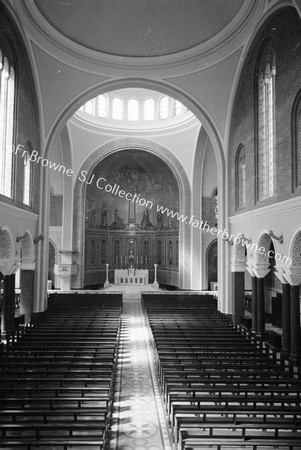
114, 269, 149, 285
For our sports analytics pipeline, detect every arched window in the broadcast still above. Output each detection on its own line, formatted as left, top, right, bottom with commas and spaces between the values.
97, 94, 108, 118
236, 145, 246, 209
84, 98, 95, 115
174, 100, 183, 116
112, 97, 123, 120
0, 50, 15, 198
23, 141, 33, 206
144, 98, 154, 121
128, 98, 139, 121
257, 47, 276, 201
159, 96, 168, 119
293, 91, 301, 189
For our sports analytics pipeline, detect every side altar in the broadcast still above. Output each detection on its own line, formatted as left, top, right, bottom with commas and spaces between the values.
114, 268, 149, 285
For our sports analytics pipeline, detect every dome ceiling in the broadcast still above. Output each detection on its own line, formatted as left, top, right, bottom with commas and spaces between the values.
34, 0, 244, 57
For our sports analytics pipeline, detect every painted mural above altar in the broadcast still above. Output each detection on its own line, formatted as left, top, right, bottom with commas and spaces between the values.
85, 149, 179, 231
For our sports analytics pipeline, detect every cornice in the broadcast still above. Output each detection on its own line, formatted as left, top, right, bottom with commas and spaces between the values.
0, 203, 38, 221
70, 111, 200, 136
229, 196, 301, 224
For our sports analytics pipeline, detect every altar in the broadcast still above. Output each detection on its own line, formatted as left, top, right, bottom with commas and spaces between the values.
114, 269, 149, 285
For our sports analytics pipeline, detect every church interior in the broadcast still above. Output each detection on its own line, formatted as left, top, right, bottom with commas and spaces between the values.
0, 0, 301, 448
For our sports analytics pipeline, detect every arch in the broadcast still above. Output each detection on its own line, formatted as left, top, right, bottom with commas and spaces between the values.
256, 232, 272, 264
291, 88, 301, 190
43, 79, 225, 172
232, 232, 247, 262
21, 231, 34, 258
48, 240, 57, 289
72, 137, 191, 288
287, 226, 301, 267
206, 239, 218, 291
0, 227, 14, 260
36, 78, 226, 309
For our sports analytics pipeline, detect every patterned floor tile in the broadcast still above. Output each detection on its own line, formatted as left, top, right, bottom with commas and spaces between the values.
108, 297, 172, 450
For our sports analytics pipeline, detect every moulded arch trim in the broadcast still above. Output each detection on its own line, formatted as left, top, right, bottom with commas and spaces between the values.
21, 230, 34, 259
43, 78, 225, 175
291, 88, 301, 191
255, 230, 273, 264
205, 238, 218, 289
287, 225, 301, 266
72, 137, 192, 289
0, 226, 14, 259
74, 136, 191, 215
60, 124, 74, 174
232, 232, 247, 262
48, 238, 57, 253
39, 77, 226, 296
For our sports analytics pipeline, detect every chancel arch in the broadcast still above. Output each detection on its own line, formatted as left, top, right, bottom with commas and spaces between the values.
73, 143, 190, 290
37, 78, 225, 311
206, 239, 218, 291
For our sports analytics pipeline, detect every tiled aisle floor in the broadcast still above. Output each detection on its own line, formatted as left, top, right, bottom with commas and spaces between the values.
109, 297, 172, 450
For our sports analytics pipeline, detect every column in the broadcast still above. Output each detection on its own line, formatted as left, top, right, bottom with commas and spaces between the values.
20, 270, 35, 324
281, 283, 290, 356
231, 259, 246, 325
232, 271, 245, 324
251, 276, 257, 332
250, 263, 270, 339
280, 266, 301, 363
290, 284, 301, 362
1, 274, 16, 340
274, 266, 292, 357
256, 277, 265, 338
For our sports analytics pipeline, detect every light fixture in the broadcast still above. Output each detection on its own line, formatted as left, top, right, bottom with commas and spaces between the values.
34, 234, 44, 244
268, 230, 283, 243
16, 232, 28, 243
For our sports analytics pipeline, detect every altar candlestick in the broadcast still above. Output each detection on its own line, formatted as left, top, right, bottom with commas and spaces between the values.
104, 263, 110, 288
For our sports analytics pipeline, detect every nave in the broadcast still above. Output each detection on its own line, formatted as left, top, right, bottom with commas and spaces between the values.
0, 293, 301, 450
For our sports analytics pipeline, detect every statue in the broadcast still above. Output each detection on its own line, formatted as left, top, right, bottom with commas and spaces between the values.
101, 203, 108, 227
112, 207, 123, 228
157, 211, 164, 229
141, 208, 150, 227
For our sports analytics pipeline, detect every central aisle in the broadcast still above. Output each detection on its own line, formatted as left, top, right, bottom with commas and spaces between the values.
109, 297, 172, 450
